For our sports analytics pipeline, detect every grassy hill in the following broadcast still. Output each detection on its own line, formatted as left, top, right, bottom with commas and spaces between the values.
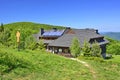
1, 47, 120, 80
0, 47, 93, 80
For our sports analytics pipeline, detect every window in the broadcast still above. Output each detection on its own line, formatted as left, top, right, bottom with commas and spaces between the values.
54, 47, 58, 53
59, 48, 62, 53
64, 49, 69, 53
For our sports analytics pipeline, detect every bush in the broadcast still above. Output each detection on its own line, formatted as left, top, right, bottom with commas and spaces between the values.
78, 56, 105, 62
82, 41, 91, 56
106, 37, 120, 55
0, 64, 9, 73
107, 43, 120, 55
0, 29, 11, 47
70, 37, 81, 57
37, 40, 45, 50
0, 50, 32, 73
90, 41, 101, 57
25, 35, 37, 50
0, 23, 4, 32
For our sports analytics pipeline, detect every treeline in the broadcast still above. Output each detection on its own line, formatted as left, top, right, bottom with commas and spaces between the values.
0, 22, 64, 50
70, 38, 101, 58
106, 37, 120, 55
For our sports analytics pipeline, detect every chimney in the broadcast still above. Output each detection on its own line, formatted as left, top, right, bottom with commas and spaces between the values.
96, 29, 99, 34
40, 28, 44, 35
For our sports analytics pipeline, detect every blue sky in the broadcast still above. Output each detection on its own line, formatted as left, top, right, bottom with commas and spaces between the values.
0, 0, 120, 32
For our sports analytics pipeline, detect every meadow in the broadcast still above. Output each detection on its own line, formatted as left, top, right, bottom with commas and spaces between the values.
0, 47, 93, 80
78, 55, 120, 80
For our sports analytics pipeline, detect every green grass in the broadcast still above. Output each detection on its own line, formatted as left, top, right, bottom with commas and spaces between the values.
0, 47, 93, 80
1, 48, 120, 80
1, 45, 120, 80
78, 56, 120, 80
107, 55, 120, 63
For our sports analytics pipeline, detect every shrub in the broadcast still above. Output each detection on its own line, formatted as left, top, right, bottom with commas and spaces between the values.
0, 23, 4, 32
78, 56, 104, 62
82, 41, 91, 56
0, 50, 32, 73
37, 39, 45, 50
106, 37, 120, 55
107, 43, 120, 55
90, 41, 101, 57
70, 37, 81, 57
25, 35, 37, 50
0, 29, 11, 47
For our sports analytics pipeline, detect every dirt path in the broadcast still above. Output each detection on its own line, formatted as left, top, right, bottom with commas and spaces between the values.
70, 58, 97, 80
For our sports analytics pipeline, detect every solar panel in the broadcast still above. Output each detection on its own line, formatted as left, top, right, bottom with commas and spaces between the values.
42, 30, 64, 37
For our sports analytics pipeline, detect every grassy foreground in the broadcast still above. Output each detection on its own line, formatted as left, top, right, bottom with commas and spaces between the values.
1, 47, 120, 80
0, 47, 93, 80
78, 56, 120, 80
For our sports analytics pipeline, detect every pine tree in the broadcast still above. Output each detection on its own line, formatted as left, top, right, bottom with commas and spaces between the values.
38, 39, 45, 50
0, 23, 4, 32
91, 41, 101, 57
82, 40, 91, 56
25, 35, 36, 50
0, 29, 11, 46
70, 37, 81, 57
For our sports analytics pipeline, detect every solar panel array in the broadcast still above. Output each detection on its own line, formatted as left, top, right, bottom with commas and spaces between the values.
42, 30, 65, 37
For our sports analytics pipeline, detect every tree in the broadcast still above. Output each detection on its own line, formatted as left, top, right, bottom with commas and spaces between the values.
107, 43, 120, 55
70, 37, 81, 57
0, 23, 4, 32
91, 41, 101, 57
0, 29, 11, 46
106, 37, 120, 55
82, 40, 91, 56
38, 39, 45, 50
25, 35, 37, 50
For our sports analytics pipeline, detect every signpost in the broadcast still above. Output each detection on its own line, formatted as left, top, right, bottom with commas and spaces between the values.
16, 30, 20, 51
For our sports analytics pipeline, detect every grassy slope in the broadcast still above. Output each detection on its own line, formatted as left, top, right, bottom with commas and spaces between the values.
0, 48, 93, 80
78, 56, 120, 80
1, 49, 120, 80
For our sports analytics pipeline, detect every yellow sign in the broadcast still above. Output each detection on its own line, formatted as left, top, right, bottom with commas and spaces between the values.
16, 31, 20, 42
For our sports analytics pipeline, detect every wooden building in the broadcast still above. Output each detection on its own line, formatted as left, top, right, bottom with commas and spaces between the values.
33, 27, 109, 58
